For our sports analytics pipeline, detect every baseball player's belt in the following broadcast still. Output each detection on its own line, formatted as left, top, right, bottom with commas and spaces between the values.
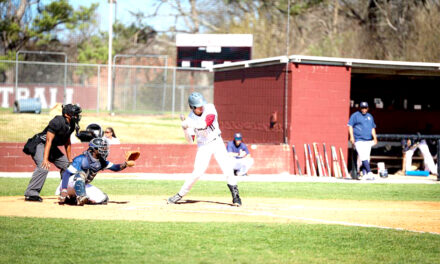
206, 134, 221, 144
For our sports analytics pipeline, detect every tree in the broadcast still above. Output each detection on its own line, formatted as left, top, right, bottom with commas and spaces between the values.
0, 0, 97, 60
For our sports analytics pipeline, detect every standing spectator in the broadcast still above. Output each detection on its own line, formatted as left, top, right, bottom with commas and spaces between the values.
23, 104, 82, 201
227, 132, 254, 176
167, 92, 242, 206
104, 127, 120, 145
348, 101, 378, 180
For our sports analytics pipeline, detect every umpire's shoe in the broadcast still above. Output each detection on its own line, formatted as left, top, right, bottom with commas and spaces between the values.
167, 193, 182, 204
25, 196, 43, 202
76, 195, 88, 206
227, 184, 242, 207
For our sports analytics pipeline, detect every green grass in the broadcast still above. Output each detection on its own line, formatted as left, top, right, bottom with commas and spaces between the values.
0, 108, 185, 143
1, 178, 440, 263
0, 217, 439, 264
1, 177, 439, 201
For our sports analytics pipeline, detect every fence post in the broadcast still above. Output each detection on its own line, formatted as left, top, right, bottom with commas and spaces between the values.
97, 65, 100, 114
172, 67, 176, 116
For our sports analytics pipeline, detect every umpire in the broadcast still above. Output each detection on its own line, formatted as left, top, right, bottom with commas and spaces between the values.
24, 104, 82, 202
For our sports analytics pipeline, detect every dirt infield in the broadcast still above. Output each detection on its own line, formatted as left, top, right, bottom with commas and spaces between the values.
0, 195, 439, 234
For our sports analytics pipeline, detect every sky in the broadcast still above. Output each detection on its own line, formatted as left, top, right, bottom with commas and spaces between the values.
70, 0, 181, 32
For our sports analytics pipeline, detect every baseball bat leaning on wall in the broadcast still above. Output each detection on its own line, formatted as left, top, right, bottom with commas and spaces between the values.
336, 147, 343, 178
339, 147, 350, 178
292, 145, 302, 176
331, 146, 339, 177
313, 143, 323, 176
180, 114, 193, 143
307, 144, 317, 176
304, 144, 311, 176
323, 143, 331, 177
318, 143, 328, 176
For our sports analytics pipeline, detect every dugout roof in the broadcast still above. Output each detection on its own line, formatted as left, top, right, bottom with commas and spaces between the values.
211, 55, 440, 76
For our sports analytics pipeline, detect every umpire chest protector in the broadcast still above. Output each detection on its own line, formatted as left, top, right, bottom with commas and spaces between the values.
39, 116, 75, 146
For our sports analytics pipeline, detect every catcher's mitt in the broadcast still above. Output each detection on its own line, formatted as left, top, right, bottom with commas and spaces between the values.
125, 150, 140, 161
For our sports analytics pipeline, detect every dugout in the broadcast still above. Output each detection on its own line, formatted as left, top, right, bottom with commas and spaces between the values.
211, 55, 440, 174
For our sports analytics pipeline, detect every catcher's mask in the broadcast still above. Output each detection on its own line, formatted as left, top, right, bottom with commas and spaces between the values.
89, 138, 109, 159
62, 104, 82, 124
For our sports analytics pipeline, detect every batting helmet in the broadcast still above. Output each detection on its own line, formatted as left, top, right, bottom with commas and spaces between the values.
89, 137, 109, 159
188, 92, 206, 109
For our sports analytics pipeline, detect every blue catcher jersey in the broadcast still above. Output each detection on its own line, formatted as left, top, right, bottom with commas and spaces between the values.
67, 151, 114, 183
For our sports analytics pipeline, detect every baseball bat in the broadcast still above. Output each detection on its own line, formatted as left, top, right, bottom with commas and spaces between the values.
307, 144, 317, 176
331, 146, 339, 177
339, 147, 349, 178
317, 143, 328, 177
336, 147, 343, 178
304, 144, 311, 176
313, 143, 323, 176
292, 145, 302, 176
323, 143, 331, 177
180, 114, 193, 143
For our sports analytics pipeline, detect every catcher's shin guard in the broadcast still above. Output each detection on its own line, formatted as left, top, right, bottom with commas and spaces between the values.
73, 174, 86, 197
227, 184, 242, 206
73, 173, 88, 206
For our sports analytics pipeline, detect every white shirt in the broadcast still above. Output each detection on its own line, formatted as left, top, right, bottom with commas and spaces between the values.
187, 103, 221, 145
105, 136, 120, 145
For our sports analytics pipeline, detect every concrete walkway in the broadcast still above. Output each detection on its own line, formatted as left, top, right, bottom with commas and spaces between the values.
1, 172, 438, 184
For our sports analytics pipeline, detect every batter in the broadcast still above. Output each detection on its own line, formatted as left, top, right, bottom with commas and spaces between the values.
167, 92, 242, 206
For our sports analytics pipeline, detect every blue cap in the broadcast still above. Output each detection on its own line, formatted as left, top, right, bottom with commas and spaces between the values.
234, 133, 242, 140
360, 102, 369, 108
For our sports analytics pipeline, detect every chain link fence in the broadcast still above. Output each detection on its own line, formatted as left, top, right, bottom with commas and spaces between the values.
0, 59, 213, 142
0, 60, 213, 114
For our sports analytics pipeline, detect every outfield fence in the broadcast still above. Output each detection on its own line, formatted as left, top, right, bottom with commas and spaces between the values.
0, 60, 213, 114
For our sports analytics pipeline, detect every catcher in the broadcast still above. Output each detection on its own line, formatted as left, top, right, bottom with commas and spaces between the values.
55, 137, 139, 205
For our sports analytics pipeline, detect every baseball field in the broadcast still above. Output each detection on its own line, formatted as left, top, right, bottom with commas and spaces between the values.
1, 176, 440, 263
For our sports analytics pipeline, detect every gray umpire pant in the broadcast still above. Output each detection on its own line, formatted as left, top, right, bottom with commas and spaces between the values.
24, 143, 70, 197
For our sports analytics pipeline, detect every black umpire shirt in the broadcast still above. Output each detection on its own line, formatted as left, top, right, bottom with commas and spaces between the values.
39, 115, 75, 146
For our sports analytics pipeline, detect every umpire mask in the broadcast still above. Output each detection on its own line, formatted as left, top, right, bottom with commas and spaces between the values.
62, 104, 82, 124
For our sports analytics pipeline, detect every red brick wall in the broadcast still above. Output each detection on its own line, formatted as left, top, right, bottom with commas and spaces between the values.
0, 143, 291, 174
288, 64, 351, 173
214, 64, 287, 144
214, 63, 352, 174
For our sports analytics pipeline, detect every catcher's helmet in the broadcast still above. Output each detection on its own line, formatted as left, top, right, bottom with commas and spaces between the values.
188, 92, 206, 109
89, 138, 109, 159
62, 104, 82, 123
86, 123, 103, 138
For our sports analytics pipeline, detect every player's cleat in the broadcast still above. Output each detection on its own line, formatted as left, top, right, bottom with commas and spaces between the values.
167, 193, 182, 204
364, 172, 376, 180
227, 184, 242, 207
58, 189, 68, 204
25, 196, 43, 202
76, 195, 88, 206
233, 196, 242, 207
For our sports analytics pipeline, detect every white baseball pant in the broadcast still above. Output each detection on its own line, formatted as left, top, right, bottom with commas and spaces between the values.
355, 140, 374, 170
55, 177, 107, 204
178, 137, 236, 197
232, 157, 254, 175
405, 140, 437, 174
